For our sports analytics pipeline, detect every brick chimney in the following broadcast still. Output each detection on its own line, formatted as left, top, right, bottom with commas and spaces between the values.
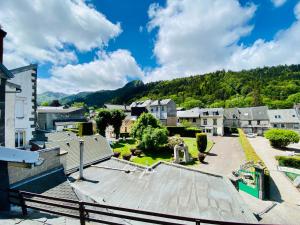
0, 26, 7, 64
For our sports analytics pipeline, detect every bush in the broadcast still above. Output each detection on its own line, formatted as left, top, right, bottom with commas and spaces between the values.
196, 133, 207, 153
139, 127, 168, 150
122, 153, 131, 161
130, 148, 137, 155
167, 135, 184, 150
198, 152, 205, 162
113, 152, 121, 158
166, 126, 202, 137
275, 156, 300, 169
120, 132, 130, 138
134, 149, 143, 157
78, 122, 93, 136
264, 129, 300, 148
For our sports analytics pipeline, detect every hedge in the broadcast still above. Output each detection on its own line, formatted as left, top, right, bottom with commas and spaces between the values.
167, 126, 202, 137
78, 122, 94, 136
264, 129, 300, 148
275, 156, 300, 169
238, 128, 270, 199
196, 133, 207, 153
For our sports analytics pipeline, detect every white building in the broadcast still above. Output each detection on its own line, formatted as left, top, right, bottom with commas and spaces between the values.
268, 109, 300, 131
8, 64, 37, 148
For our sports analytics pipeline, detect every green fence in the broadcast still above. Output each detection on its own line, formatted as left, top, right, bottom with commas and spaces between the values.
238, 170, 260, 198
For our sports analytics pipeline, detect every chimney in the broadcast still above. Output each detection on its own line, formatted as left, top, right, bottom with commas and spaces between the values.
0, 26, 7, 64
79, 139, 84, 180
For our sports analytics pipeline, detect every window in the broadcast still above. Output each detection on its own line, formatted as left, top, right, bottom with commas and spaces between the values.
203, 112, 209, 116
156, 107, 158, 111
15, 130, 26, 148
15, 100, 24, 118
273, 124, 277, 128
162, 106, 165, 111
203, 119, 207, 125
257, 120, 260, 125
294, 124, 299, 129
281, 124, 285, 128
192, 118, 196, 123
151, 108, 154, 112
213, 119, 217, 125
248, 120, 252, 125
213, 111, 219, 116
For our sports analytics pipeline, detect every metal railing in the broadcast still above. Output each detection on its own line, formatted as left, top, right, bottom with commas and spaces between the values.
7, 189, 259, 225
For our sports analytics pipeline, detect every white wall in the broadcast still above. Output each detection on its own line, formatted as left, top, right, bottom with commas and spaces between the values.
5, 84, 16, 147
10, 68, 36, 147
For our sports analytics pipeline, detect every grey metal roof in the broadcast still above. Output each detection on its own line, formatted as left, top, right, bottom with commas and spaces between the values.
150, 99, 172, 106
198, 108, 224, 116
177, 108, 200, 118
224, 108, 240, 119
250, 106, 269, 120
37, 106, 84, 113
45, 134, 113, 172
225, 107, 269, 120
69, 158, 257, 223
0, 63, 14, 79
104, 104, 131, 111
9, 64, 37, 75
268, 109, 300, 123
11, 168, 78, 215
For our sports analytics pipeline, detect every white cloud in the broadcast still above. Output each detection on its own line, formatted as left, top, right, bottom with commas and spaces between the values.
145, 0, 300, 82
271, 0, 287, 7
0, 0, 121, 68
145, 0, 256, 82
37, 50, 144, 94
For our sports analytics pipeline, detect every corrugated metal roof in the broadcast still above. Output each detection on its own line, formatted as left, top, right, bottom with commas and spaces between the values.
268, 109, 300, 123
37, 106, 84, 113
45, 134, 113, 172
69, 159, 257, 223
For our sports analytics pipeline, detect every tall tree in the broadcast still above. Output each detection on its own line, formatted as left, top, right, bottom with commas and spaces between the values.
110, 109, 126, 139
95, 109, 111, 136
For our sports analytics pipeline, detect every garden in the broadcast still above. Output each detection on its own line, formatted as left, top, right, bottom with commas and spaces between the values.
108, 113, 214, 166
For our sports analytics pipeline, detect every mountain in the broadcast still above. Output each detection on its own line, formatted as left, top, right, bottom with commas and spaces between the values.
37, 91, 68, 104
61, 64, 300, 109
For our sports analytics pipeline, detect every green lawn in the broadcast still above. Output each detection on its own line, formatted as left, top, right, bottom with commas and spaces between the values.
112, 137, 214, 166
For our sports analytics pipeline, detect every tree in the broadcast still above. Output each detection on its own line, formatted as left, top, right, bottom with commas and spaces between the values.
131, 113, 162, 140
41, 101, 49, 106
50, 100, 61, 107
95, 109, 111, 136
139, 126, 168, 150
196, 133, 207, 153
110, 109, 126, 139
264, 129, 300, 148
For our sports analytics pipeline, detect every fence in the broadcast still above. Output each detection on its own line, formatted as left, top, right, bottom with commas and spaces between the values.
7, 189, 259, 225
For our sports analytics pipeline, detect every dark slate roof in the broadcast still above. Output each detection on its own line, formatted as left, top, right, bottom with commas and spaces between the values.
104, 104, 131, 111
224, 108, 240, 119
268, 109, 300, 123
69, 159, 257, 223
239, 106, 269, 121
0, 63, 14, 79
11, 168, 78, 216
150, 99, 172, 106
45, 134, 113, 173
9, 64, 37, 75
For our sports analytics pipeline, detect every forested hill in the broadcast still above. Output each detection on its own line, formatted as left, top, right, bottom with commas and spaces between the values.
61, 64, 300, 109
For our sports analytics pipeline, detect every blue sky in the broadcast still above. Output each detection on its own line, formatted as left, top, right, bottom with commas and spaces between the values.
1, 0, 300, 94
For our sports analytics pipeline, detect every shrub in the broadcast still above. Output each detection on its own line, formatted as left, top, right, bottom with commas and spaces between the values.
198, 152, 205, 162
122, 153, 131, 161
196, 133, 207, 153
134, 149, 143, 157
139, 127, 168, 150
167, 135, 184, 150
120, 132, 130, 138
264, 129, 300, 148
275, 156, 300, 169
130, 148, 137, 155
238, 129, 261, 163
78, 122, 94, 136
113, 152, 121, 158
166, 126, 202, 137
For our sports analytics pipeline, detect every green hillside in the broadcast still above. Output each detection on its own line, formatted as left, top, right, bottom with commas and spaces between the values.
37, 91, 68, 104
61, 64, 300, 109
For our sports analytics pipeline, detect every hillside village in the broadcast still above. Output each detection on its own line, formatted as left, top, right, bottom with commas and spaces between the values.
1, 26, 300, 225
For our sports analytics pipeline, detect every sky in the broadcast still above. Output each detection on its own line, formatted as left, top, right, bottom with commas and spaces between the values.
0, 0, 300, 94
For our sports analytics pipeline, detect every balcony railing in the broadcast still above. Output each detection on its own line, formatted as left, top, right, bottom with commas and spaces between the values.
7, 189, 262, 225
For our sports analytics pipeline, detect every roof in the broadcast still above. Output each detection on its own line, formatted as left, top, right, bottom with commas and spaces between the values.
45, 133, 113, 173
0, 147, 39, 164
224, 108, 240, 119
150, 99, 172, 106
11, 168, 78, 215
0, 63, 14, 79
130, 99, 152, 108
224, 107, 269, 120
104, 104, 131, 111
177, 108, 200, 118
37, 106, 84, 113
6, 81, 21, 91
9, 64, 37, 75
198, 108, 224, 116
268, 109, 300, 123
69, 159, 257, 223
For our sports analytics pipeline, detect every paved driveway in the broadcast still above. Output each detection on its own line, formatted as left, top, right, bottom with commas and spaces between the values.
196, 135, 246, 176
247, 137, 300, 205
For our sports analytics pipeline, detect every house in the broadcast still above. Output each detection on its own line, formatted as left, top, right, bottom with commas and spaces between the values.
149, 99, 177, 126
120, 114, 136, 134
268, 109, 300, 131
5, 82, 21, 147
37, 106, 86, 131
224, 106, 269, 135
177, 108, 224, 136
130, 99, 177, 126
8, 64, 38, 148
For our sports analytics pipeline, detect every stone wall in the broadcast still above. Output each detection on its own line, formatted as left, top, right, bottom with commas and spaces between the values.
8, 147, 65, 185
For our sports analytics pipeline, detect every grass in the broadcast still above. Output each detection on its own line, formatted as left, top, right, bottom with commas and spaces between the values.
237, 128, 262, 163
112, 137, 214, 166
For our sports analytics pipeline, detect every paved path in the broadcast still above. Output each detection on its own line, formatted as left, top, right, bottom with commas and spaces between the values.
248, 137, 300, 205
196, 135, 246, 176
